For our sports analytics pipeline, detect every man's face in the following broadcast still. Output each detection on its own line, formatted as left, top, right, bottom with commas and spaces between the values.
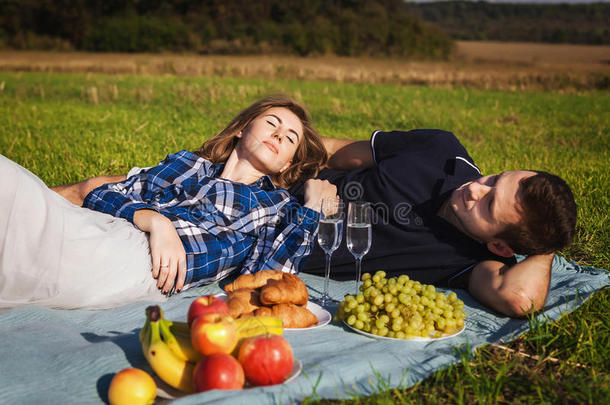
444, 170, 536, 247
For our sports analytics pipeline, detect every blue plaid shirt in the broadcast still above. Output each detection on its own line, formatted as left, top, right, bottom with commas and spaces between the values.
83, 150, 319, 289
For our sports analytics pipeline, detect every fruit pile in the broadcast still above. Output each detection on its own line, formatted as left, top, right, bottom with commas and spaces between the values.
109, 295, 294, 404
335, 271, 466, 339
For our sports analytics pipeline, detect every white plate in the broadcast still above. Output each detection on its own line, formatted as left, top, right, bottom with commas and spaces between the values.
343, 321, 465, 342
155, 360, 302, 399
215, 293, 331, 330
282, 358, 303, 383
285, 301, 331, 331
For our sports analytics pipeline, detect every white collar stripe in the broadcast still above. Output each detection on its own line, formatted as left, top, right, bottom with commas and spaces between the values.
370, 130, 381, 164
455, 156, 481, 174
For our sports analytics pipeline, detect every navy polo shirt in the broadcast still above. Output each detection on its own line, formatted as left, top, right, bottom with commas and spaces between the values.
291, 129, 515, 286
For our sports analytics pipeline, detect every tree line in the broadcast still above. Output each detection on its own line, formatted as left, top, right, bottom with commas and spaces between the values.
2, 1, 606, 57
0, 0, 453, 58
405, 1, 610, 45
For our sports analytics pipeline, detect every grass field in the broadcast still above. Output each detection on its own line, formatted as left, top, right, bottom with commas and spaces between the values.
0, 49, 608, 403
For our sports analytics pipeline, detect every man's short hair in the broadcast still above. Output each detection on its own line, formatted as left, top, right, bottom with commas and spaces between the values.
496, 171, 577, 255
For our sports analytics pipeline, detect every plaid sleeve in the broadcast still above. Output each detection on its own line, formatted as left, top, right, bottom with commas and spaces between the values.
241, 199, 319, 274
82, 150, 196, 224
82, 174, 156, 224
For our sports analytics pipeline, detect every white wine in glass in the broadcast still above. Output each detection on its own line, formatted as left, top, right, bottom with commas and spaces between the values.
347, 201, 372, 294
316, 197, 344, 306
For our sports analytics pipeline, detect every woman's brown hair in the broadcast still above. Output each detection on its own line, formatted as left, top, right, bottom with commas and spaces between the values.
195, 96, 327, 189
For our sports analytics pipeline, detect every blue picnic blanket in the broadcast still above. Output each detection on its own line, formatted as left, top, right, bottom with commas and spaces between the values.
0, 255, 607, 405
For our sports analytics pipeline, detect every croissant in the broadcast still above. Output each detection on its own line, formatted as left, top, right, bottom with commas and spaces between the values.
260, 273, 308, 306
225, 288, 261, 318
254, 304, 318, 329
223, 270, 284, 293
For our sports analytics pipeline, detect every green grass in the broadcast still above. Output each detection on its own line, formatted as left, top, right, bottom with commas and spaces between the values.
1, 71, 608, 403
306, 288, 610, 404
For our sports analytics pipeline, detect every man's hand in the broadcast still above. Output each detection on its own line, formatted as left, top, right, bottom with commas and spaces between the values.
468, 254, 554, 318
322, 137, 375, 170
134, 209, 187, 294
51, 175, 126, 206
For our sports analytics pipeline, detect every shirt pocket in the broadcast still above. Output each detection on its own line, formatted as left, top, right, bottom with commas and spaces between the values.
149, 184, 184, 208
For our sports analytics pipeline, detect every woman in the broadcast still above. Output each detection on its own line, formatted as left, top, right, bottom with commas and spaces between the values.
0, 96, 336, 309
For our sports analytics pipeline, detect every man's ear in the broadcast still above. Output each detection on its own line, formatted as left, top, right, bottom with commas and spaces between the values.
486, 239, 514, 258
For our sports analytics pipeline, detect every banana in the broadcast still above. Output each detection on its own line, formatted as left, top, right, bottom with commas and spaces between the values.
139, 315, 150, 347
164, 316, 283, 360
161, 319, 203, 363
168, 319, 191, 335
140, 306, 282, 389
140, 306, 195, 393
235, 315, 283, 339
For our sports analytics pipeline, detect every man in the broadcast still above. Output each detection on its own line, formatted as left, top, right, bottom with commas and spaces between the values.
54, 129, 577, 318
290, 129, 577, 318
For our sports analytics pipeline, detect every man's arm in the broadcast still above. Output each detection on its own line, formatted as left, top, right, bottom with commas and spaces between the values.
322, 137, 375, 170
51, 175, 127, 206
468, 253, 554, 318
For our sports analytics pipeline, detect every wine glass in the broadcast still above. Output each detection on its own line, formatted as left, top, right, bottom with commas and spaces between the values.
316, 197, 344, 306
347, 201, 372, 294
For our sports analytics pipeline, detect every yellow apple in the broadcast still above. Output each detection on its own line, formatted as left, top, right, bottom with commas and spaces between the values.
108, 368, 156, 405
190, 313, 238, 355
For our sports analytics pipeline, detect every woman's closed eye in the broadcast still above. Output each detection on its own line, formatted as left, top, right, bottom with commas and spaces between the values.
266, 120, 295, 144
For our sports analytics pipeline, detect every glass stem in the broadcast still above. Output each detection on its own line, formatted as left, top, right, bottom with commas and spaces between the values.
324, 252, 332, 298
355, 256, 362, 295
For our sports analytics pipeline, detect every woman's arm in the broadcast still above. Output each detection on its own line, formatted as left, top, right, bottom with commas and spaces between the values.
82, 152, 199, 292
133, 209, 187, 294
82, 175, 184, 293
242, 179, 337, 273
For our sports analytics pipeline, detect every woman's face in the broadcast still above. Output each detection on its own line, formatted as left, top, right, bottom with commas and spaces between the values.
236, 107, 303, 175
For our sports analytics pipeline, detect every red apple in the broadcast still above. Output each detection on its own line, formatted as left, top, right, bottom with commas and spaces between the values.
191, 313, 238, 355
237, 334, 294, 386
193, 353, 245, 392
187, 295, 231, 327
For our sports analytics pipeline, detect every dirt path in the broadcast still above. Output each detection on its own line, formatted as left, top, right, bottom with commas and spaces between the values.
1, 41, 608, 91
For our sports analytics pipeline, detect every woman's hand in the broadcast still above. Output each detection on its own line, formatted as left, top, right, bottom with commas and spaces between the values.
303, 179, 338, 211
133, 209, 187, 294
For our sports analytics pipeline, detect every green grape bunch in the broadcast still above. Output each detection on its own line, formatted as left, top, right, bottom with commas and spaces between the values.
335, 271, 466, 339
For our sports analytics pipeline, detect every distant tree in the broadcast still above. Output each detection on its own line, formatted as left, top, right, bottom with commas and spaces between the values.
0, 0, 456, 57
405, 1, 610, 45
